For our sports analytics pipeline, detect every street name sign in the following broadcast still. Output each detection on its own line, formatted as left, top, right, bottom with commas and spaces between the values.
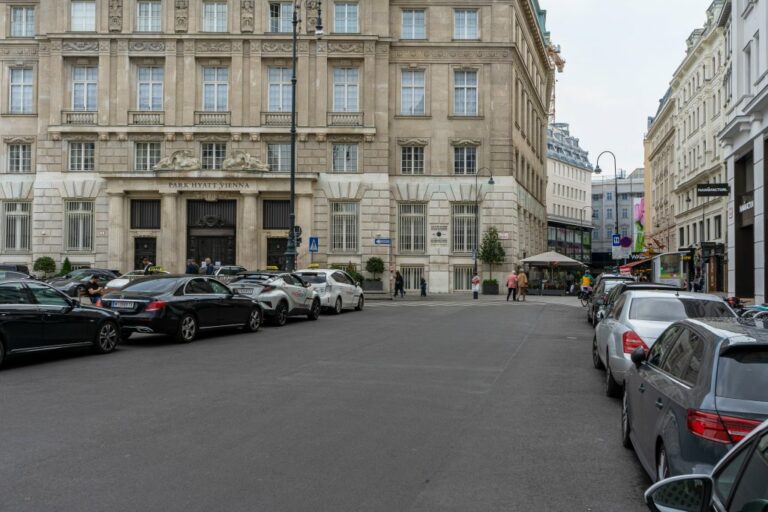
374, 238, 392, 246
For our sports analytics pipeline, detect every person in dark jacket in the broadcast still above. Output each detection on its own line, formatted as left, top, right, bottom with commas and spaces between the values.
394, 271, 405, 298
185, 259, 199, 275
420, 277, 427, 297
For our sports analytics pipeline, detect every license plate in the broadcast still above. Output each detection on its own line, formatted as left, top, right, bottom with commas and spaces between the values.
111, 301, 135, 309
235, 288, 254, 295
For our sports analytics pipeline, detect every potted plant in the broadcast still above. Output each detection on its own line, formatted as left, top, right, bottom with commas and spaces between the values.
33, 256, 56, 279
478, 227, 506, 294
363, 257, 385, 291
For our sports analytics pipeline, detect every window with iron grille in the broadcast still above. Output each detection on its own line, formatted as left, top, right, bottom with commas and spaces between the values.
330, 202, 358, 252
399, 203, 426, 253
454, 9, 478, 40
269, 2, 293, 33
135, 142, 161, 171
333, 68, 359, 112
136, 0, 161, 31
454, 70, 478, 115
267, 144, 291, 171
401, 266, 424, 291
268, 67, 291, 112
401, 69, 425, 115
8, 144, 32, 173
453, 146, 477, 175
70, 0, 96, 31
401, 146, 424, 175
202, 0, 227, 32
453, 265, 473, 291
9, 68, 33, 114
202, 67, 228, 111
72, 66, 97, 111
3, 202, 30, 251
64, 201, 94, 251
137, 66, 164, 111
263, 200, 290, 229
130, 199, 160, 229
334, 2, 358, 33
401, 9, 426, 39
10, 6, 35, 37
332, 144, 358, 173
201, 143, 226, 170
451, 204, 477, 253
69, 142, 95, 171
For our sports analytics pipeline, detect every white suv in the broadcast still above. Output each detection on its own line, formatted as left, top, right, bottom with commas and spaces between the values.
295, 269, 364, 314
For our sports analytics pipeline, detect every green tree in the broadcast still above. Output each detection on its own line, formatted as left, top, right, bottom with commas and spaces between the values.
478, 227, 506, 280
33, 256, 56, 277
365, 257, 385, 280
60, 257, 73, 276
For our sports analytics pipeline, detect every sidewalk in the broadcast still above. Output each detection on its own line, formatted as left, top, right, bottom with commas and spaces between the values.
382, 292, 583, 308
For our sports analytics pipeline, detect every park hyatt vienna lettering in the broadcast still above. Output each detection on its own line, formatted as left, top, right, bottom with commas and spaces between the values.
168, 182, 251, 190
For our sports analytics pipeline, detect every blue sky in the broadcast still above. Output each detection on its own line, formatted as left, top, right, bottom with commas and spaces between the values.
542, 0, 715, 172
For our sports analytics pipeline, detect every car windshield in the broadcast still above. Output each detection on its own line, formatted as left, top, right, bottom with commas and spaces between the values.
716, 348, 768, 402
297, 274, 327, 284
629, 298, 734, 321
122, 278, 179, 294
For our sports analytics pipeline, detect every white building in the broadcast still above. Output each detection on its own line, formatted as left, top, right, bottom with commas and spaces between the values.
591, 168, 645, 268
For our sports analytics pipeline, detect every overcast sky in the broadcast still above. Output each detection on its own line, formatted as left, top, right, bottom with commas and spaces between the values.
543, 0, 715, 173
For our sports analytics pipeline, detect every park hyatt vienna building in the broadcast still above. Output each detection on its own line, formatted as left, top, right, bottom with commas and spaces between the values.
0, 0, 552, 292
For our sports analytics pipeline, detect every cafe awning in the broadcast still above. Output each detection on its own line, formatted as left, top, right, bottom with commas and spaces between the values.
619, 258, 653, 274
520, 251, 586, 268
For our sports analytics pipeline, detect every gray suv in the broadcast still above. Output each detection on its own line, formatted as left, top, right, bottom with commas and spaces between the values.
229, 272, 320, 326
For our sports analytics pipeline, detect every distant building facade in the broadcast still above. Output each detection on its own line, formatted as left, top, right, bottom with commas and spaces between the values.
591, 168, 645, 268
645, 90, 677, 254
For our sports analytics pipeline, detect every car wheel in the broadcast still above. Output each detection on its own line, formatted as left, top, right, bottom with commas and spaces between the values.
333, 297, 342, 315
176, 314, 197, 343
245, 308, 261, 332
308, 300, 320, 321
274, 302, 288, 326
656, 444, 670, 482
604, 357, 622, 398
355, 295, 364, 311
621, 389, 633, 449
592, 336, 605, 370
93, 320, 119, 354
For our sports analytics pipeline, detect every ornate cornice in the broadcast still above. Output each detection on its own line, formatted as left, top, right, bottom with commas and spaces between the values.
397, 138, 429, 147
390, 47, 511, 62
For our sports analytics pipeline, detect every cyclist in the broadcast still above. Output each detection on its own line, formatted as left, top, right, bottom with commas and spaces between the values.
580, 271, 594, 295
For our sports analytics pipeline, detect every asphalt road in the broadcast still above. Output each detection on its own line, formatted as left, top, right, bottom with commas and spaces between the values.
0, 300, 650, 512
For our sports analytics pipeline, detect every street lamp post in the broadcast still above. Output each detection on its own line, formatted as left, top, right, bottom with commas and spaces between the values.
594, 151, 620, 265
285, 1, 323, 272
473, 167, 495, 275
580, 205, 596, 263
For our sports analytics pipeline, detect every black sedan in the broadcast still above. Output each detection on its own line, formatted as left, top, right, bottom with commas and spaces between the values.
0, 280, 120, 368
48, 269, 118, 298
100, 276, 263, 343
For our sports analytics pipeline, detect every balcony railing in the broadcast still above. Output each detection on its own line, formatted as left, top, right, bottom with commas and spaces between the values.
129, 111, 165, 125
194, 111, 231, 126
62, 110, 97, 125
327, 112, 364, 127
261, 112, 291, 126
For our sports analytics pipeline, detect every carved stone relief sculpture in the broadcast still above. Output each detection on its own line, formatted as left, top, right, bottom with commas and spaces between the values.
109, 0, 123, 32
241, 0, 255, 33
154, 150, 201, 171
222, 151, 270, 172
175, 0, 189, 32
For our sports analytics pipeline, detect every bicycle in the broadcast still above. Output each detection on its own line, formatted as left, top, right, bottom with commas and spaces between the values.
578, 288, 592, 307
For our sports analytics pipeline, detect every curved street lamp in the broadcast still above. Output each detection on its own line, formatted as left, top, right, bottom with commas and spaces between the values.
474, 167, 495, 275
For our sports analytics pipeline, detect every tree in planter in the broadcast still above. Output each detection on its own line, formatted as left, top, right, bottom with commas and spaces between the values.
60, 257, 73, 276
365, 257, 385, 281
33, 256, 56, 278
478, 227, 506, 281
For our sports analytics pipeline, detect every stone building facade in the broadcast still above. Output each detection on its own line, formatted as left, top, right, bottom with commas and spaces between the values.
645, 89, 677, 253
0, 0, 552, 293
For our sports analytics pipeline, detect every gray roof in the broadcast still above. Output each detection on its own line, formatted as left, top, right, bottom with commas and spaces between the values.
547, 122, 593, 171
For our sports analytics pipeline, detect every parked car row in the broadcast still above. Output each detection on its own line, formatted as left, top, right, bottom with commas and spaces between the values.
0, 268, 365, 369
585, 274, 768, 510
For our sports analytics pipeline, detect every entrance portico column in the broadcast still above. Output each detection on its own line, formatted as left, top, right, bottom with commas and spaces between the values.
239, 191, 260, 269
161, 191, 180, 273
107, 192, 127, 273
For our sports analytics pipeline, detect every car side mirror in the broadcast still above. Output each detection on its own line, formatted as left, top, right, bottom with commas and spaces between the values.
645, 475, 713, 512
356, 282, 361, 287
631, 347, 647, 368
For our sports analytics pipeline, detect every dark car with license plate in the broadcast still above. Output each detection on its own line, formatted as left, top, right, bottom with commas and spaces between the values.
623, 319, 768, 483
0, 280, 120, 368
100, 276, 263, 343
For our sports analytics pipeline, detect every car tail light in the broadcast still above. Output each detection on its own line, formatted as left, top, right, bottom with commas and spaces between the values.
144, 300, 167, 312
622, 331, 649, 354
261, 285, 275, 293
687, 410, 762, 444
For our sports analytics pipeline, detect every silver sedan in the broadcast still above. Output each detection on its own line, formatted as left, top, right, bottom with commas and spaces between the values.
593, 290, 735, 398
229, 272, 321, 326
295, 269, 365, 314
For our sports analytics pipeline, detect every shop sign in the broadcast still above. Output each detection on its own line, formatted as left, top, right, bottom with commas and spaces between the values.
739, 200, 754, 213
696, 184, 731, 197
168, 182, 252, 190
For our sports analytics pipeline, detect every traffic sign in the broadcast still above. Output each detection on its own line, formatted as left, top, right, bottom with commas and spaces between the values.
374, 238, 392, 246
308, 236, 319, 253
612, 234, 621, 247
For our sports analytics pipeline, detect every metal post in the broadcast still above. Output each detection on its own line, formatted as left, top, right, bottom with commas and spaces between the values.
284, 4, 299, 272
474, 170, 479, 274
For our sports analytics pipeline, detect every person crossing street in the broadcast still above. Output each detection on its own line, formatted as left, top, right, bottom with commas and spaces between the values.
517, 269, 528, 301
506, 270, 518, 302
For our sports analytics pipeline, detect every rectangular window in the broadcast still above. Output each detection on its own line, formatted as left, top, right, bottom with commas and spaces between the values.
8, 144, 32, 173
454, 9, 478, 40
201, 143, 226, 170
10, 6, 35, 37
399, 203, 426, 253
9, 68, 34, 114
333, 68, 359, 112
332, 144, 358, 173
202, 67, 228, 112
606, 208, 613, 219
451, 203, 477, 253
137, 66, 164, 111
622, 208, 628, 219
401, 69, 425, 115
334, 2, 358, 33
401, 9, 426, 39
135, 142, 161, 171
65, 201, 93, 251
136, 0, 161, 31
130, 199, 161, 229
714, 215, 722, 239
71, 0, 96, 31
453, 146, 477, 175
69, 142, 95, 171
267, 143, 291, 172
606, 192, 612, 200
744, 43, 752, 93
72, 66, 98, 111
268, 67, 291, 112
263, 200, 290, 229
454, 70, 478, 115
606, 228, 612, 239
453, 265, 473, 291
330, 202, 358, 252
269, 2, 293, 33
401, 146, 424, 175
202, 0, 228, 32
3, 202, 30, 251
401, 266, 424, 291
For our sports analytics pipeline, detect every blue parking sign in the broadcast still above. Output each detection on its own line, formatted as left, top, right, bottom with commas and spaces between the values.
309, 236, 319, 253
612, 234, 621, 247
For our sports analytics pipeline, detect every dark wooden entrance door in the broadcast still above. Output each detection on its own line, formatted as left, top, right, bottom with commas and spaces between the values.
134, 237, 157, 271
267, 238, 288, 270
187, 200, 237, 266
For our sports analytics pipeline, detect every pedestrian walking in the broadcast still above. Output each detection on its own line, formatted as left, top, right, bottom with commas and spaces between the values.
394, 271, 405, 298
185, 259, 199, 275
506, 270, 518, 302
517, 269, 528, 302
471, 272, 481, 300
204, 257, 215, 275
420, 277, 427, 297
